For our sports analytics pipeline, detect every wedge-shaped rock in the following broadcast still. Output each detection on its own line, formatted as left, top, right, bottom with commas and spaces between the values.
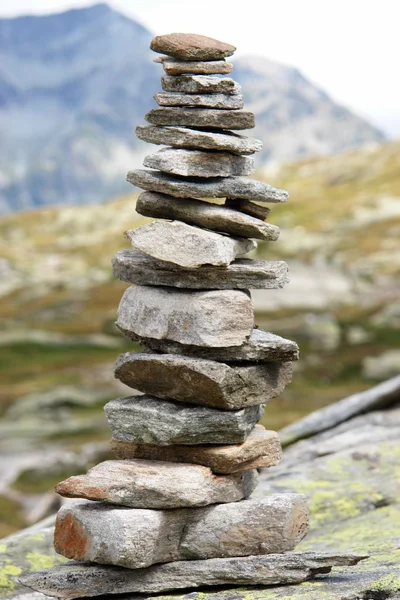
142, 327, 300, 362
225, 198, 271, 220
145, 107, 254, 130
105, 395, 264, 445
150, 33, 236, 61
162, 75, 240, 94
127, 169, 288, 203
55, 460, 258, 508
159, 57, 233, 75
136, 192, 277, 240
111, 425, 282, 474
20, 551, 368, 598
124, 221, 256, 268
52, 494, 309, 568
143, 148, 254, 177
155, 92, 244, 109
117, 286, 254, 347
114, 352, 292, 410
113, 251, 289, 290
136, 125, 262, 155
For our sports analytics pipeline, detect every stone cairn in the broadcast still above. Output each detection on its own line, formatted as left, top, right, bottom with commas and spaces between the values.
22, 33, 364, 599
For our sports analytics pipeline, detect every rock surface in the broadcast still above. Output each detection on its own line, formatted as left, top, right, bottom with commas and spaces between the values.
136, 125, 262, 154
150, 33, 236, 61
112, 250, 289, 290
117, 286, 254, 347
145, 107, 254, 130
105, 395, 264, 445
143, 148, 254, 177
127, 170, 288, 203
114, 352, 292, 409
136, 192, 278, 240
111, 425, 282, 473
55, 460, 258, 508
160, 58, 233, 75
124, 221, 256, 268
225, 198, 271, 220
162, 75, 240, 94
52, 494, 308, 568
154, 93, 243, 109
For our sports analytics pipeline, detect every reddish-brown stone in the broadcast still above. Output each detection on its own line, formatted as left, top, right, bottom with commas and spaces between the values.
150, 33, 236, 61
54, 512, 91, 561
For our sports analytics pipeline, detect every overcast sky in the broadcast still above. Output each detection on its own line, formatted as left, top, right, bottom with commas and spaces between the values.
1, 0, 399, 137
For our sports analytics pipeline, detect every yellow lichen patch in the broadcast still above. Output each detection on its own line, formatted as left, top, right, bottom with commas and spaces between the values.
26, 552, 55, 571
367, 573, 400, 594
0, 564, 22, 591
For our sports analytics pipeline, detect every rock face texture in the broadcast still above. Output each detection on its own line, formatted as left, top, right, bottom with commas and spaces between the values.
159, 58, 233, 75
145, 107, 254, 129
143, 148, 254, 177
155, 92, 244, 109
150, 33, 236, 60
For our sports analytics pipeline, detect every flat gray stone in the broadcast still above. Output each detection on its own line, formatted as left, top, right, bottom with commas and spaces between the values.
111, 425, 283, 474
136, 192, 278, 240
161, 75, 241, 95
51, 494, 309, 568
143, 148, 254, 177
19, 551, 367, 598
155, 92, 244, 109
55, 459, 258, 508
225, 197, 271, 220
104, 395, 264, 445
124, 221, 256, 268
127, 169, 288, 203
136, 125, 262, 155
160, 58, 233, 75
150, 33, 236, 61
114, 352, 293, 410
117, 286, 254, 348
142, 327, 300, 362
145, 107, 254, 130
112, 250, 289, 290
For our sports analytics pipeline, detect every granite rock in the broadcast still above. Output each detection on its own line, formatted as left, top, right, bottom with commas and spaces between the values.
55, 459, 258, 508
114, 351, 293, 410
225, 197, 271, 220
154, 92, 244, 109
161, 75, 240, 94
150, 33, 236, 61
127, 169, 288, 203
160, 58, 233, 75
143, 148, 254, 177
145, 107, 254, 130
104, 395, 264, 445
117, 286, 254, 347
111, 424, 283, 474
112, 250, 289, 290
124, 221, 256, 268
136, 125, 262, 154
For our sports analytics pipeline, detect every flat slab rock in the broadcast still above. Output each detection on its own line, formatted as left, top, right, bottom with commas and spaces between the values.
142, 327, 300, 362
225, 197, 271, 220
55, 459, 258, 509
20, 552, 367, 598
111, 425, 282, 474
154, 92, 244, 109
150, 33, 236, 61
114, 351, 293, 410
158, 57, 233, 75
136, 125, 263, 155
145, 107, 254, 130
161, 75, 240, 95
105, 395, 264, 445
127, 169, 288, 203
124, 221, 256, 268
52, 494, 309, 569
117, 286, 254, 348
143, 148, 254, 177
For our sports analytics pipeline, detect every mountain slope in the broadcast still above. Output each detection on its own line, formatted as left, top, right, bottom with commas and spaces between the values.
0, 4, 385, 213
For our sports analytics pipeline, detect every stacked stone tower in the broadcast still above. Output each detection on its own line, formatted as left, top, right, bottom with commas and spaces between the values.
21, 33, 364, 599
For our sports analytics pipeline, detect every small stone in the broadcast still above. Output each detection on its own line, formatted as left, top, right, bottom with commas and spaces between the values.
150, 33, 236, 61
111, 424, 282, 474
112, 250, 289, 290
161, 58, 233, 75
52, 494, 308, 568
55, 460, 258, 508
136, 192, 278, 240
141, 327, 300, 362
155, 92, 244, 109
124, 221, 256, 268
127, 169, 288, 203
136, 125, 262, 155
145, 107, 254, 130
105, 395, 264, 445
143, 149, 254, 177
114, 352, 293, 410
225, 198, 271, 221
117, 286, 254, 348
161, 75, 240, 94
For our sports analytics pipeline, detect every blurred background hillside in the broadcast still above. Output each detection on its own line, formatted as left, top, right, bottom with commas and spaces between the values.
0, 0, 399, 537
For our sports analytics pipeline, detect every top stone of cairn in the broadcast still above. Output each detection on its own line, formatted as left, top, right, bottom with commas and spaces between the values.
150, 33, 236, 61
